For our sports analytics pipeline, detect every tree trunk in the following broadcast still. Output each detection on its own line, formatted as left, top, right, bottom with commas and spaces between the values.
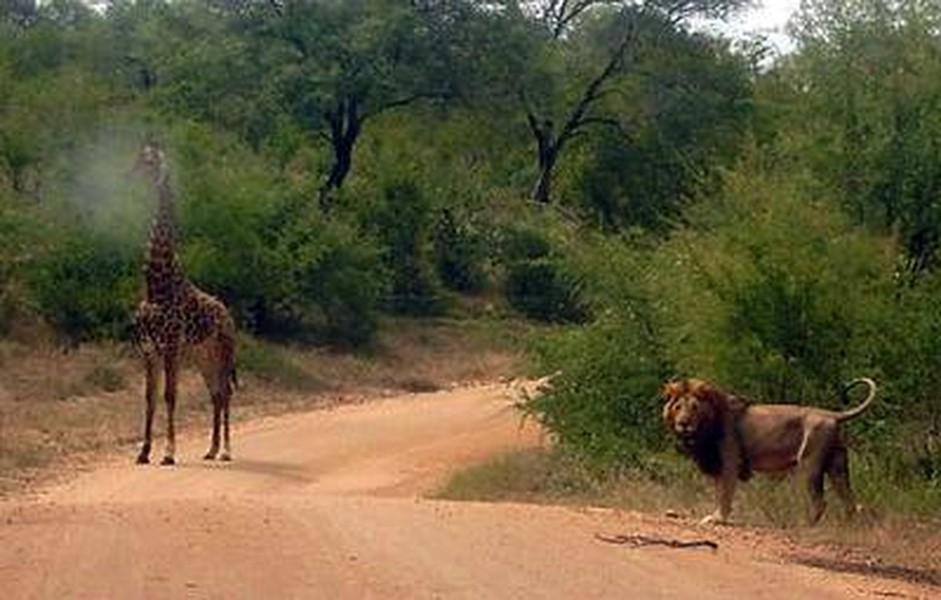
320, 96, 362, 203
527, 113, 559, 204
324, 137, 353, 192
530, 149, 557, 204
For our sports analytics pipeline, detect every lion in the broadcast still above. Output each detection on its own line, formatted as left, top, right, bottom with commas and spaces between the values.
661, 377, 877, 525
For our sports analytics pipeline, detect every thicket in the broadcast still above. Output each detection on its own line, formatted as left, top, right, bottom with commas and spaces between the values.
2, 1, 941, 511
525, 2, 941, 514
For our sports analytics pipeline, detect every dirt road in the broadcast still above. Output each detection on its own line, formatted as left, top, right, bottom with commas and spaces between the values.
0, 384, 934, 598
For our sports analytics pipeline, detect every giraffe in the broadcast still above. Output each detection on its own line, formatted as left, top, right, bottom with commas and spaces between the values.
132, 138, 238, 466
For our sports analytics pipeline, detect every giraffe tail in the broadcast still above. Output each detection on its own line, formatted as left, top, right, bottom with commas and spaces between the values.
221, 330, 239, 391
231, 365, 240, 390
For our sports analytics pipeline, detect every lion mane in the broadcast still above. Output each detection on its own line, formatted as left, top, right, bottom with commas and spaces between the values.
662, 378, 751, 481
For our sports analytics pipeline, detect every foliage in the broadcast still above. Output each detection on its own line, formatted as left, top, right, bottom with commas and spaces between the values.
652, 166, 893, 402
525, 233, 668, 469
27, 231, 138, 343
433, 208, 488, 293
500, 223, 590, 324
0, 191, 40, 334
172, 123, 387, 347
283, 210, 386, 347
789, 0, 941, 279
368, 176, 445, 316
570, 31, 753, 230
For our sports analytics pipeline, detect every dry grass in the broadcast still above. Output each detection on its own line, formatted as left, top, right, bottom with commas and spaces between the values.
0, 316, 527, 496
437, 447, 941, 581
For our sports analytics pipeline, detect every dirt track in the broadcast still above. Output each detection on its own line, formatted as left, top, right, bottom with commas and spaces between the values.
0, 384, 935, 599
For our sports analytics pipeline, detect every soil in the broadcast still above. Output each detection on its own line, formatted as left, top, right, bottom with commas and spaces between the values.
1, 383, 937, 599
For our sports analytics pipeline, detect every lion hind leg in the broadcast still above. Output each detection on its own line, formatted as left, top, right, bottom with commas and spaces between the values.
805, 460, 828, 524
795, 427, 815, 466
826, 447, 857, 519
795, 423, 837, 524
803, 442, 827, 525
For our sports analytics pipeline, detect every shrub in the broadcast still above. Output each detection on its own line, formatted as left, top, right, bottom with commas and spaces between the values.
525, 235, 669, 470
371, 177, 444, 316
652, 170, 894, 403
173, 125, 290, 328
168, 124, 386, 348
27, 232, 138, 344
291, 218, 386, 348
433, 208, 487, 293
504, 260, 589, 324
0, 193, 38, 335
499, 224, 590, 324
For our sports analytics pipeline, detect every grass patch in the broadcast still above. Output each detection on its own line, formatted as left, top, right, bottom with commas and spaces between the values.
239, 338, 327, 392
83, 363, 128, 393
437, 446, 708, 513
0, 316, 528, 496
438, 447, 603, 503
439, 445, 941, 575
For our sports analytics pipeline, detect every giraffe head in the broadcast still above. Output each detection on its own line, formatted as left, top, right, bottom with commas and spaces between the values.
132, 137, 169, 188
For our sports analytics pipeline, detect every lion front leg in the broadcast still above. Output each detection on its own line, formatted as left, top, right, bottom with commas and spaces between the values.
701, 474, 736, 525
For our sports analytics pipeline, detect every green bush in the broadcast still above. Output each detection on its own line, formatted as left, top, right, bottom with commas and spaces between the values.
27, 232, 138, 343
525, 235, 668, 470
499, 224, 590, 324
371, 177, 444, 316
433, 208, 488, 293
168, 124, 386, 348
289, 216, 386, 348
0, 193, 37, 335
172, 125, 290, 328
652, 169, 893, 403
499, 225, 552, 263
504, 259, 589, 324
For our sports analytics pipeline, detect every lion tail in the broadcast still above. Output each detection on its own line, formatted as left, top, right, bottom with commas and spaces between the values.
836, 377, 877, 422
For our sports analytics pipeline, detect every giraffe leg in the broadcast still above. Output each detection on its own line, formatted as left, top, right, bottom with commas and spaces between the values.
197, 336, 234, 462
161, 352, 179, 466
197, 342, 224, 461
220, 390, 232, 461
221, 333, 235, 461
204, 393, 221, 460
137, 356, 159, 464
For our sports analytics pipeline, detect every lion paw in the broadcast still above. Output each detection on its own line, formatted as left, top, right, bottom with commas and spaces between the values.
699, 513, 731, 526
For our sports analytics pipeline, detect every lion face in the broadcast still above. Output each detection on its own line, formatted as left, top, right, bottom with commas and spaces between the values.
662, 379, 718, 441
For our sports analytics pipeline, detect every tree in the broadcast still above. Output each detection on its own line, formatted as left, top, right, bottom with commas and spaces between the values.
1, 0, 38, 29
507, 0, 750, 204
231, 0, 472, 202
789, 0, 941, 280
572, 27, 752, 230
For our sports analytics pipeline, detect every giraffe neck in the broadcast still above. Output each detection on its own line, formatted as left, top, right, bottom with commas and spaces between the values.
145, 171, 188, 305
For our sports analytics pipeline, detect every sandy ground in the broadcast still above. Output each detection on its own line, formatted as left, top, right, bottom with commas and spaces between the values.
0, 384, 936, 599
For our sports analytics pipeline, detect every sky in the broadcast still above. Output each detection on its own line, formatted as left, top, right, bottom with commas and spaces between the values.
722, 0, 803, 54
76, 0, 805, 56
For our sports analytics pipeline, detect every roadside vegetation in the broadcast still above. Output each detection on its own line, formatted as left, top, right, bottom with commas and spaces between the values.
0, 317, 525, 493
1, 0, 940, 550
